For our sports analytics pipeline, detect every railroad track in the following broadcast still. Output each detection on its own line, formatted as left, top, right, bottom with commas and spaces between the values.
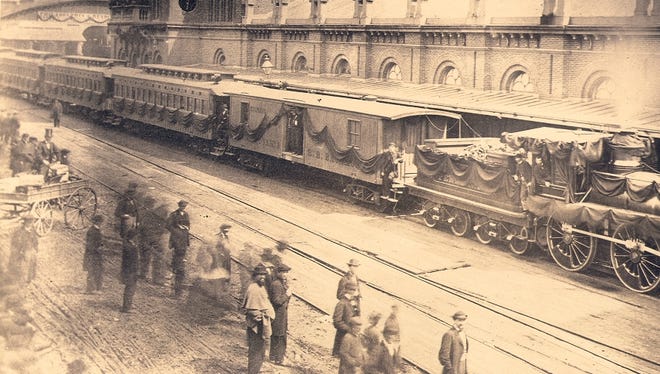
13, 102, 660, 373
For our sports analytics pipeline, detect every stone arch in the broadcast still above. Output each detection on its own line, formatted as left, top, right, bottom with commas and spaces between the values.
581, 70, 616, 101
434, 61, 463, 86
291, 52, 308, 72
500, 64, 535, 93
213, 48, 226, 65
380, 57, 402, 81
142, 51, 151, 64
331, 55, 351, 75
153, 51, 162, 64
257, 49, 272, 68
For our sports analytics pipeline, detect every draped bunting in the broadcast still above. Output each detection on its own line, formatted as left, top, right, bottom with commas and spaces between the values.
112, 97, 215, 137
229, 104, 285, 142
591, 171, 660, 202
414, 145, 520, 203
526, 196, 660, 238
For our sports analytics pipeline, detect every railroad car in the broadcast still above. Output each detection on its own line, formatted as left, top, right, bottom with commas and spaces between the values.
42, 55, 126, 119
409, 127, 660, 293
0, 49, 60, 100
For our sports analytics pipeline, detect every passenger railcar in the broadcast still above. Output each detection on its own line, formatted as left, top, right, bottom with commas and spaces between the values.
0, 49, 60, 99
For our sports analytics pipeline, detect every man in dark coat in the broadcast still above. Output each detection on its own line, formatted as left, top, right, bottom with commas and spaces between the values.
339, 317, 365, 374
380, 142, 403, 198
84, 215, 105, 294
114, 182, 139, 239
37, 128, 60, 179
269, 263, 292, 365
242, 264, 275, 374
51, 99, 63, 127
120, 229, 139, 312
8, 217, 39, 285
438, 311, 469, 374
166, 200, 190, 298
332, 281, 360, 357
10, 133, 32, 176
138, 196, 165, 280
369, 322, 402, 374
336, 258, 361, 316
215, 223, 233, 291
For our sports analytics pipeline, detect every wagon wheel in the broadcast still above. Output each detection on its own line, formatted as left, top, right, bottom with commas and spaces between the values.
610, 223, 660, 293
450, 208, 471, 237
31, 200, 54, 236
509, 225, 531, 255
474, 216, 493, 245
546, 217, 596, 272
64, 187, 97, 230
422, 201, 440, 228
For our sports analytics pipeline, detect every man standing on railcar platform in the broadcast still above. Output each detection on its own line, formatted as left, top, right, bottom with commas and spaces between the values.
166, 200, 190, 298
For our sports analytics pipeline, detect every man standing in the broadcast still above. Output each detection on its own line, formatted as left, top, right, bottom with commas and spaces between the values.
338, 317, 365, 374
10, 133, 31, 176
84, 215, 105, 294
166, 200, 190, 298
8, 217, 39, 285
216, 223, 233, 291
51, 99, 63, 128
120, 229, 139, 312
336, 259, 361, 316
380, 142, 403, 199
138, 196, 164, 281
242, 264, 275, 374
269, 263, 292, 365
114, 182, 139, 239
438, 311, 469, 374
332, 281, 360, 357
370, 322, 402, 374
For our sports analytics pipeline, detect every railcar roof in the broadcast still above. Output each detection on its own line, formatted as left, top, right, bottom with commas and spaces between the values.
110, 66, 218, 88
45, 56, 124, 72
215, 81, 462, 121
504, 127, 611, 143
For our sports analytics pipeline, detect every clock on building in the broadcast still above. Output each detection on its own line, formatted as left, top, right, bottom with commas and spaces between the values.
179, 0, 197, 12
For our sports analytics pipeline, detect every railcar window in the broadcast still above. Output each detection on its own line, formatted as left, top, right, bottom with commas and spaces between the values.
201, 100, 206, 114
240, 102, 250, 124
348, 119, 361, 147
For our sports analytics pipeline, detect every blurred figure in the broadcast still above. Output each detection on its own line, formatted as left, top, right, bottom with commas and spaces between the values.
438, 311, 469, 374
150, 201, 170, 285
383, 305, 400, 342
370, 321, 402, 373
339, 317, 365, 374
272, 239, 289, 268
238, 242, 260, 297
83, 215, 105, 294
242, 264, 275, 374
137, 196, 162, 281
336, 258, 361, 316
8, 217, 39, 285
120, 229, 139, 313
269, 263, 292, 365
215, 223, 233, 291
51, 99, 63, 128
332, 281, 360, 357
114, 182, 139, 239
28, 137, 39, 172
362, 311, 383, 373
380, 142, 403, 199
10, 133, 32, 176
166, 200, 190, 298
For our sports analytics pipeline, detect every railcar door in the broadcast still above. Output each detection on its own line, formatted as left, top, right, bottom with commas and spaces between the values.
212, 95, 230, 145
285, 106, 304, 155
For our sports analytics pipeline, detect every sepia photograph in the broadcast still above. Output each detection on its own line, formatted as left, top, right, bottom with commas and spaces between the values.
0, 0, 658, 373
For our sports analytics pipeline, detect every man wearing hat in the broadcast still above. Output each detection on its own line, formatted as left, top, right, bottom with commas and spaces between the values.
166, 200, 190, 298
242, 264, 275, 374
336, 258, 361, 315
438, 311, 469, 374
269, 263, 292, 365
215, 223, 233, 288
369, 318, 402, 374
8, 216, 39, 285
120, 229, 139, 312
37, 128, 61, 179
114, 182, 139, 239
332, 280, 360, 357
84, 215, 105, 294
51, 99, 63, 128
10, 133, 32, 176
338, 316, 365, 374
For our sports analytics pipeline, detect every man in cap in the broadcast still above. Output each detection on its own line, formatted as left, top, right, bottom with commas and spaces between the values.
338, 316, 365, 374
269, 263, 292, 365
8, 216, 39, 285
242, 264, 275, 374
51, 99, 63, 128
332, 280, 360, 356
166, 200, 190, 298
438, 311, 469, 374
114, 182, 139, 239
84, 215, 105, 294
120, 229, 139, 312
336, 258, 361, 316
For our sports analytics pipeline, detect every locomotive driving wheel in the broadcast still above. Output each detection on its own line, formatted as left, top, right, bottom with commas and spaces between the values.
546, 217, 596, 272
31, 200, 54, 236
610, 223, 660, 293
450, 208, 471, 237
64, 187, 98, 230
508, 225, 531, 255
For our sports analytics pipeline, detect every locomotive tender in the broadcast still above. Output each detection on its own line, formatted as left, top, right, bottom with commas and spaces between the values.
0, 50, 658, 293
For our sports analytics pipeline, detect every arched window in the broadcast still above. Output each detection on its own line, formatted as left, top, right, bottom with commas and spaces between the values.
143, 52, 151, 64
257, 51, 271, 68
213, 49, 226, 65
383, 62, 402, 81
591, 78, 616, 100
293, 54, 307, 72
333, 57, 351, 75
153, 52, 162, 64
436, 64, 462, 86
505, 70, 534, 93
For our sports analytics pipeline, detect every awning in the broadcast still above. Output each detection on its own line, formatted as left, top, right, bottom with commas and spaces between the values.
0, 20, 88, 42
